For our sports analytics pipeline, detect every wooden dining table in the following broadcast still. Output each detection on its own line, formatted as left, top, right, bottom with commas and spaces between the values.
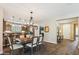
19, 35, 32, 51
20, 38, 32, 45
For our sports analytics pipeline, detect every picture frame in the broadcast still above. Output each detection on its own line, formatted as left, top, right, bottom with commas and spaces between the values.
45, 26, 49, 32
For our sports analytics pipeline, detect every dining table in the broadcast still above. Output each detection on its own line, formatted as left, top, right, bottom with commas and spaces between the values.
19, 35, 33, 53
20, 37, 32, 47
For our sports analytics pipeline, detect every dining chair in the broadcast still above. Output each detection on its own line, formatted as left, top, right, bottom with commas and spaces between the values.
37, 34, 44, 51
7, 35, 23, 54
26, 36, 39, 54
38, 36, 44, 45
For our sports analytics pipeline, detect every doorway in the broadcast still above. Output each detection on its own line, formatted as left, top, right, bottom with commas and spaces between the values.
57, 17, 78, 42
60, 22, 78, 41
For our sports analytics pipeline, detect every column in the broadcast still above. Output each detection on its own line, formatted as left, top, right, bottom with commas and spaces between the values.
78, 17, 79, 48
0, 8, 3, 54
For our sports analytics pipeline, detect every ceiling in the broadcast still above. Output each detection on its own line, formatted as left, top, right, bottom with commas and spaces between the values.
0, 3, 79, 21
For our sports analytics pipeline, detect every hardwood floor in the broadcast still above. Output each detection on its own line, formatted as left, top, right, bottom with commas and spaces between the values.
3, 38, 79, 55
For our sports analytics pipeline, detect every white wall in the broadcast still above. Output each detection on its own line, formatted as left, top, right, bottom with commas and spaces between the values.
0, 8, 3, 54
39, 19, 57, 44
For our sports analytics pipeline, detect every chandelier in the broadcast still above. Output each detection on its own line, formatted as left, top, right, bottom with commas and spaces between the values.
29, 11, 33, 25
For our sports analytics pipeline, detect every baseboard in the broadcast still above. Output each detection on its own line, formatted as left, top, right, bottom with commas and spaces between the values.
44, 40, 57, 44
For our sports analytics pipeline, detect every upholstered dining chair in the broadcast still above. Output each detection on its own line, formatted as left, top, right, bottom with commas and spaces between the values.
7, 34, 23, 54
26, 36, 39, 54
38, 35, 44, 45
37, 34, 44, 51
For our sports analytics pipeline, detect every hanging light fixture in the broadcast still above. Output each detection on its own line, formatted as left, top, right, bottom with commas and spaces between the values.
29, 11, 33, 25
